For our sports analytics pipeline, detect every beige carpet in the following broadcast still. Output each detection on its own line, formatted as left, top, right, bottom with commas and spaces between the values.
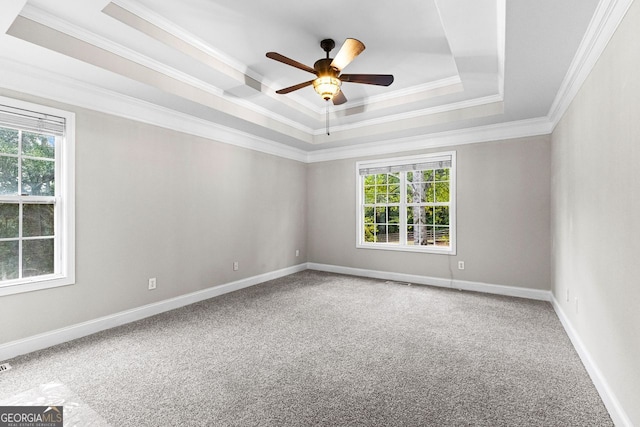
0, 270, 612, 426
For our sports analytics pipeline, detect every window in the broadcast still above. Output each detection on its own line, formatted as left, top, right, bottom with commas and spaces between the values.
356, 151, 456, 254
0, 96, 75, 296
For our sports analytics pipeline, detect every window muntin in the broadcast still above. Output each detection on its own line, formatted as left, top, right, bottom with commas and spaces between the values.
0, 97, 74, 295
357, 152, 456, 254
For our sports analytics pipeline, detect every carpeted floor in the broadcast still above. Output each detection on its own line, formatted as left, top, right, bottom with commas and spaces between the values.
0, 270, 612, 426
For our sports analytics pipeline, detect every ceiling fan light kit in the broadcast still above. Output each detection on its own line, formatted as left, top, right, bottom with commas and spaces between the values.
313, 76, 341, 101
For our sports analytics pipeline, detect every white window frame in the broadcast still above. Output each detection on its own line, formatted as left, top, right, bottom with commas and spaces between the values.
0, 96, 75, 296
356, 151, 456, 255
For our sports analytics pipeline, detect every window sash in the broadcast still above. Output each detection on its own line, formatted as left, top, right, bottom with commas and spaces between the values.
0, 96, 74, 295
356, 152, 456, 254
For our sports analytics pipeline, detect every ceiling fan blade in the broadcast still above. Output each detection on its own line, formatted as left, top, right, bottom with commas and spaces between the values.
330, 38, 365, 71
332, 91, 347, 105
266, 52, 317, 75
340, 74, 394, 86
275, 80, 315, 94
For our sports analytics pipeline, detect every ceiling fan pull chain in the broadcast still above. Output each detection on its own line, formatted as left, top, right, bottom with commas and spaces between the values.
326, 103, 330, 135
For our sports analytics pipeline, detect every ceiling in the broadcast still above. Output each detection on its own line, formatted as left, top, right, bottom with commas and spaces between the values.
0, 0, 601, 156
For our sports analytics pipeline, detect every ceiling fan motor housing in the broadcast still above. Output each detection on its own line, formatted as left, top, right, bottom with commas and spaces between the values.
320, 39, 336, 55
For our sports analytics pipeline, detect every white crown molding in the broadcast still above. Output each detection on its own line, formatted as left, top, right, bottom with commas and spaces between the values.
0, 56, 553, 164
329, 76, 463, 115
0, 58, 308, 163
551, 296, 633, 427
547, 0, 634, 127
307, 116, 553, 163
102, 0, 322, 121
14, 2, 516, 142
18, 4, 316, 136
109, 0, 262, 86
104, 0, 322, 117
0, 263, 307, 361
312, 94, 504, 137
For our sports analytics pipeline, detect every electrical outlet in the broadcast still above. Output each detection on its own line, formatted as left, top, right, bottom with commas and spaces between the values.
148, 278, 156, 290
295, 249, 300, 257
233, 261, 239, 271
458, 261, 465, 270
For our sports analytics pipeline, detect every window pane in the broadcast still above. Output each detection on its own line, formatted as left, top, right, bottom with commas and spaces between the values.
376, 174, 387, 184
435, 182, 449, 202
364, 224, 376, 242
388, 173, 400, 184
408, 206, 433, 226
388, 225, 400, 243
411, 226, 434, 246
375, 207, 387, 223
22, 132, 55, 159
23, 238, 54, 277
388, 184, 400, 203
23, 203, 55, 237
0, 240, 19, 281
364, 207, 375, 224
376, 185, 387, 203
0, 203, 19, 238
364, 185, 375, 204
435, 227, 450, 246
434, 206, 449, 225
21, 158, 55, 196
425, 182, 435, 202
0, 155, 19, 195
422, 170, 434, 182
388, 206, 399, 224
0, 127, 19, 155
376, 225, 388, 243
435, 168, 449, 181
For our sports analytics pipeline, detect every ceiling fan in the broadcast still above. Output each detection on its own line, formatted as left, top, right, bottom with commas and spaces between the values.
266, 38, 394, 105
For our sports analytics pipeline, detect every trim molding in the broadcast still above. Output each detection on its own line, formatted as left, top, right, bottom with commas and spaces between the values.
547, 0, 635, 127
551, 296, 633, 427
0, 58, 309, 163
307, 263, 552, 301
306, 117, 553, 163
312, 94, 504, 136
20, 4, 316, 133
1, 0, 631, 163
0, 263, 307, 361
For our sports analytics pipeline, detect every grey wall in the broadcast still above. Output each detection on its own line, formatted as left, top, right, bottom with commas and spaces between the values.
307, 136, 551, 290
0, 90, 307, 344
551, 1, 640, 424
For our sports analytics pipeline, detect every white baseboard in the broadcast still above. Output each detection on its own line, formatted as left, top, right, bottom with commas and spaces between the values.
551, 296, 633, 427
307, 262, 552, 301
0, 263, 307, 361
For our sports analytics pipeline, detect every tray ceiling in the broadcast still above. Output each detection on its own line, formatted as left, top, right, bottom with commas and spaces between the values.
0, 0, 600, 153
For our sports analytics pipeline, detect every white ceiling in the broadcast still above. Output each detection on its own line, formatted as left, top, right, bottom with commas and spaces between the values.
0, 0, 601, 154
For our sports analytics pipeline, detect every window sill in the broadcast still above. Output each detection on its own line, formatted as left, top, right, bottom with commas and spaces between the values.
357, 243, 456, 255
0, 274, 75, 297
